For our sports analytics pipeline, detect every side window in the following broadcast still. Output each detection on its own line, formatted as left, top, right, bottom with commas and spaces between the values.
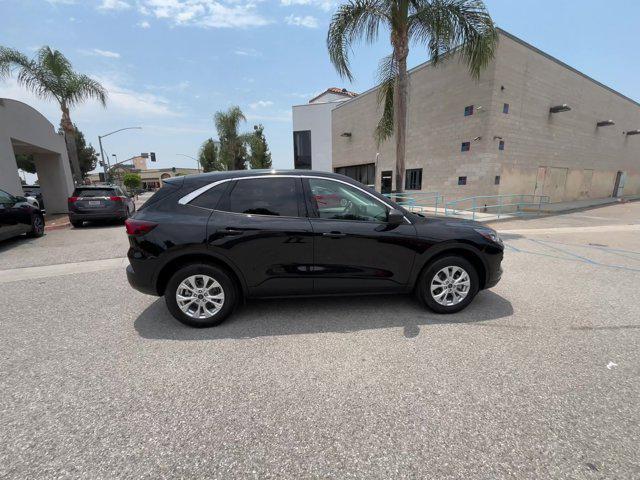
191, 182, 229, 210
308, 178, 388, 222
0, 189, 15, 204
224, 178, 299, 217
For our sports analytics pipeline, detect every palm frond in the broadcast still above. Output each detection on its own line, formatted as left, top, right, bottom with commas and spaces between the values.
65, 74, 108, 108
327, 0, 390, 81
374, 53, 398, 145
0, 47, 31, 79
408, 0, 497, 78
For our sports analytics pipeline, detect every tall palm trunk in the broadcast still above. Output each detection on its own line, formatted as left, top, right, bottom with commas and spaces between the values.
393, 30, 409, 193
60, 104, 82, 185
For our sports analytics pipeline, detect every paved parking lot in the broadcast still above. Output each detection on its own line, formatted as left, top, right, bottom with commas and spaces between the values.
1, 202, 639, 479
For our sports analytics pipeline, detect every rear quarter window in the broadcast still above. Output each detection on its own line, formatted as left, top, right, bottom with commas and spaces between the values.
190, 182, 230, 210
138, 182, 180, 211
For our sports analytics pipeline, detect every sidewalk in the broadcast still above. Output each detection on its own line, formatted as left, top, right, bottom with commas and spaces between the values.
408, 195, 640, 223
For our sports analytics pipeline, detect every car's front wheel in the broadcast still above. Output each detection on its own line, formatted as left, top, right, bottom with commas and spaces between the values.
165, 264, 238, 327
417, 256, 479, 314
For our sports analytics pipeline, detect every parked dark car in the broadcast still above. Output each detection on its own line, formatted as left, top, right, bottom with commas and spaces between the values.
68, 185, 135, 227
22, 184, 45, 211
0, 188, 45, 242
125, 170, 503, 327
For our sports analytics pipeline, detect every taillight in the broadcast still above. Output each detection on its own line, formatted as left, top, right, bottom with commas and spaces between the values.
110, 196, 123, 202
125, 218, 157, 236
68, 197, 78, 203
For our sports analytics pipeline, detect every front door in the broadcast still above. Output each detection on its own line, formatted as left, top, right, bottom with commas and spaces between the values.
304, 177, 417, 294
613, 171, 626, 197
207, 176, 314, 297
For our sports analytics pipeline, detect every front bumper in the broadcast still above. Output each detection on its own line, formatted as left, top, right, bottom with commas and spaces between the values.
126, 263, 158, 296
485, 265, 503, 289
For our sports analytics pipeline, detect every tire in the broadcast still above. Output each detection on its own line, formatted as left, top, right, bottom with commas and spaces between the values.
71, 220, 84, 228
165, 263, 238, 328
416, 256, 479, 314
26, 213, 45, 238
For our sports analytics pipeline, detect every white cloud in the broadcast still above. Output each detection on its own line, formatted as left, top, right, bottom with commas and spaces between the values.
83, 48, 121, 59
234, 48, 261, 57
280, 0, 335, 12
139, 0, 270, 28
138, 20, 151, 28
98, 0, 131, 11
0, 76, 181, 122
246, 111, 292, 123
249, 100, 274, 109
284, 14, 318, 28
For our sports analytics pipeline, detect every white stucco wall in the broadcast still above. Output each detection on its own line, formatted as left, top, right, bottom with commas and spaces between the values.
292, 101, 343, 172
0, 98, 74, 213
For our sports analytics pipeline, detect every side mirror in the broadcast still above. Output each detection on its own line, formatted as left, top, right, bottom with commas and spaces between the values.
387, 208, 405, 225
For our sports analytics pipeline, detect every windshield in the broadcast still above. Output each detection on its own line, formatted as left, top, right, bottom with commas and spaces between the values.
73, 188, 117, 198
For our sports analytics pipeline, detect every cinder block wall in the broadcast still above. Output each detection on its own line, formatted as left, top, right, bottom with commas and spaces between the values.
332, 31, 640, 203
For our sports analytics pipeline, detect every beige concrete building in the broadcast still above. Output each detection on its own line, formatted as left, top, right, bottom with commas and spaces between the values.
331, 29, 640, 203
87, 163, 199, 190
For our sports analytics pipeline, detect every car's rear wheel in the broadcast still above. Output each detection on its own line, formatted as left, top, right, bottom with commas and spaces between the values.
165, 264, 237, 327
416, 256, 479, 314
27, 214, 45, 238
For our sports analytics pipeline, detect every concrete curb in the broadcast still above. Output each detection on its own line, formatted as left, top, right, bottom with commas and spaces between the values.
45, 220, 71, 231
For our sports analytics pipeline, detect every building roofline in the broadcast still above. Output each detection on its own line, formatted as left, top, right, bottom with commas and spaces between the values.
496, 28, 640, 108
333, 28, 640, 111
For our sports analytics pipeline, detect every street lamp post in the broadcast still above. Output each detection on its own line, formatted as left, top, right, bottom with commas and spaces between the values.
98, 127, 142, 182
177, 153, 201, 173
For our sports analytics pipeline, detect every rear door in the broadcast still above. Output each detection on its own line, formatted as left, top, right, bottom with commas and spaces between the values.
206, 176, 314, 297
304, 177, 417, 294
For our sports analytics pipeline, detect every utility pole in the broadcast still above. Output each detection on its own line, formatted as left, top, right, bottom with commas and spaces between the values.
97, 126, 142, 183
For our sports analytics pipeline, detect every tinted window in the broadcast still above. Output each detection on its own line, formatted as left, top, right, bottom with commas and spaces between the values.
464, 105, 474, 116
334, 163, 375, 186
225, 178, 299, 217
503, 103, 510, 114
191, 182, 229, 210
0, 189, 15, 203
308, 178, 388, 222
405, 169, 422, 190
499, 140, 505, 151
73, 188, 116, 197
458, 176, 467, 185
138, 182, 179, 211
461, 142, 471, 152
293, 131, 311, 169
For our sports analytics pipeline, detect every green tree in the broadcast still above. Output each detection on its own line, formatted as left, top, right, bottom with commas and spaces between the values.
248, 124, 272, 169
123, 172, 142, 192
0, 46, 107, 185
16, 154, 36, 174
327, 0, 497, 191
15, 124, 97, 178
198, 138, 228, 172
214, 106, 248, 171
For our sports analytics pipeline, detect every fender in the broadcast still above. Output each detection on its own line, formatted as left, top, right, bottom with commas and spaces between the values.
152, 243, 249, 296
408, 240, 490, 287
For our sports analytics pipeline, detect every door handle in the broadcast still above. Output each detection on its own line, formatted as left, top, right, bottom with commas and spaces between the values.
222, 228, 243, 236
322, 231, 347, 238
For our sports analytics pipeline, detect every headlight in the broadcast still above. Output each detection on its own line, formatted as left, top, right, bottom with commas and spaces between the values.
474, 228, 503, 246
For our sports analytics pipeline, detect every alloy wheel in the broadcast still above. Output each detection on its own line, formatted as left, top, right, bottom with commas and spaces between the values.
33, 216, 44, 234
176, 274, 225, 319
430, 266, 471, 306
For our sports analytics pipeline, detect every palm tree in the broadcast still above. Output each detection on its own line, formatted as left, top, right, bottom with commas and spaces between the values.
214, 106, 249, 171
0, 46, 107, 184
327, 0, 497, 192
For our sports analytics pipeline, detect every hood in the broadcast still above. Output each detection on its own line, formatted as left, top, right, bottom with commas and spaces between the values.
410, 213, 486, 230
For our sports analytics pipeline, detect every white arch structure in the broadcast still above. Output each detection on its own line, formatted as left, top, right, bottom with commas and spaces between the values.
0, 98, 74, 214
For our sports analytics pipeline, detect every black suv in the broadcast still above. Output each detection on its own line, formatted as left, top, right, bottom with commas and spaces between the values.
126, 170, 503, 327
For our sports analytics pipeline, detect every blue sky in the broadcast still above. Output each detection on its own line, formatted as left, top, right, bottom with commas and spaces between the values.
1, 0, 639, 174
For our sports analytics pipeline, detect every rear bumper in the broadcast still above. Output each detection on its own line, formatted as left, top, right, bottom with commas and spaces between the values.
126, 263, 158, 296
69, 210, 126, 221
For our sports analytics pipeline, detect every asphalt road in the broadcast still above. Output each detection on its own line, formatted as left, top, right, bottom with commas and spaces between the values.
1, 202, 639, 479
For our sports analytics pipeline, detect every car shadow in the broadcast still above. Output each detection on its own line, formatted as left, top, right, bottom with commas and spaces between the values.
0, 234, 39, 253
134, 291, 513, 341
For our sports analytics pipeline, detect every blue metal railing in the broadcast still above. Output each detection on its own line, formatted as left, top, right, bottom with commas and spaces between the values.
444, 194, 550, 220
383, 192, 445, 215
